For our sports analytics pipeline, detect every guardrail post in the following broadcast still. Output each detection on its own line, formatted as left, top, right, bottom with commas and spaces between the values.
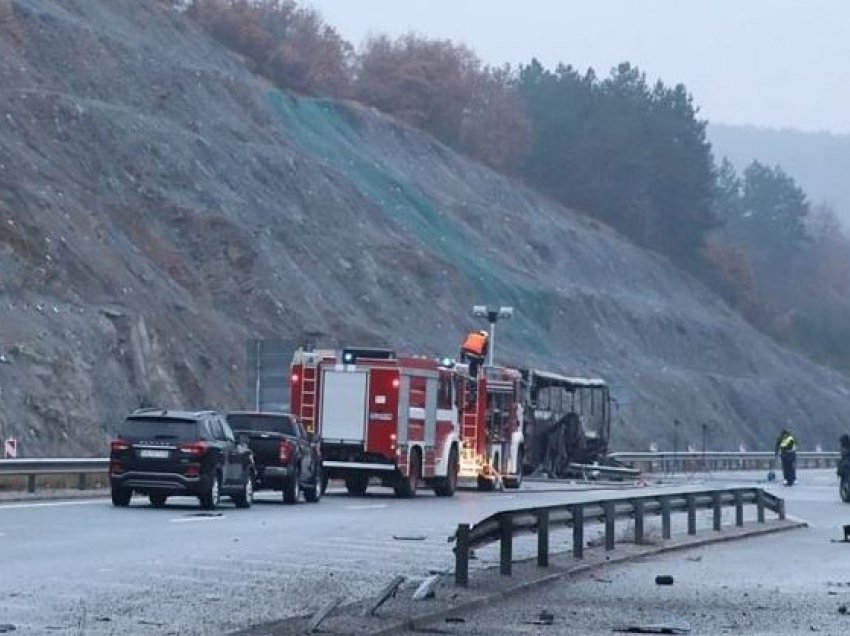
77, 473, 86, 490
604, 501, 616, 550
499, 514, 513, 576
686, 494, 696, 535
633, 499, 644, 544
756, 489, 765, 523
571, 504, 584, 559
712, 491, 722, 531
734, 490, 744, 527
660, 496, 671, 540
27, 474, 36, 493
537, 509, 550, 568
455, 524, 470, 586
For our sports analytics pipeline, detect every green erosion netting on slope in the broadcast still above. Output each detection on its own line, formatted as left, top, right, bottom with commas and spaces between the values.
266, 91, 554, 354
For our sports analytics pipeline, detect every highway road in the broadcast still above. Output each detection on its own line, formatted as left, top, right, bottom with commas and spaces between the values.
401, 469, 850, 636
0, 480, 652, 635
0, 472, 842, 635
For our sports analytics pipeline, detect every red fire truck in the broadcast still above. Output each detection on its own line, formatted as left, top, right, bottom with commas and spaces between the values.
289, 346, 525, 497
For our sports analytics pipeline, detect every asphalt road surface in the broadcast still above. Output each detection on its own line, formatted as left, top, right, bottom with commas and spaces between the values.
401, 469, 850, 636
0, 480, 653, 635
0, 472, 843, 635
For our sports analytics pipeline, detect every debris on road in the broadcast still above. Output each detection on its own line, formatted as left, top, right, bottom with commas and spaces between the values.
393, 535, 426, 541
619, 620, 691, 634
306, 597, 340, 633
363, 576, 404, 616
838, 604, 848, 615
685, 555, 703, 562
445, 617, 466, 623
655, 575, 675, 585
412, 575, 440, 601
0, 624, 15, 633
527, 610, 554, 625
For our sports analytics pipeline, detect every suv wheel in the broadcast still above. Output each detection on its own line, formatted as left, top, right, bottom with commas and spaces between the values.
111, 486, 132, 507
304, 465, 322, 503
233, 472, 254, 509
149, 493, 168, 508
199, 471, 221, 510
282, 467, 300, 505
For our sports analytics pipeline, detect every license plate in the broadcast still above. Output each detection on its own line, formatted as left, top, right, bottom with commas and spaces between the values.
139, 449, 170, 459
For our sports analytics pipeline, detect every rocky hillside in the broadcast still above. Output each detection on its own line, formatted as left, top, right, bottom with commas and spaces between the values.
1, 0, 848, 456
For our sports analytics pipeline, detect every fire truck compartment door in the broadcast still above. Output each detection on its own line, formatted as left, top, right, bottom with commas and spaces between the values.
424, 377, 437, 446
320, 369, 368, 443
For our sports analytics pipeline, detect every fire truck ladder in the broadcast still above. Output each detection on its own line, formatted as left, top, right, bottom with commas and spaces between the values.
460, 383, 481, 475
299, 365, 317, 433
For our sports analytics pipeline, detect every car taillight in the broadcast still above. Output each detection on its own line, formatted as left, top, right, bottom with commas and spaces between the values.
109, 461, 123, 475
179, 441, 208, 457
111, 440, 130, 453
279, 439, 294, 463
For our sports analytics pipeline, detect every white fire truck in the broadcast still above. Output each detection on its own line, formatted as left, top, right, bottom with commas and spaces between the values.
289, 346, 524, 497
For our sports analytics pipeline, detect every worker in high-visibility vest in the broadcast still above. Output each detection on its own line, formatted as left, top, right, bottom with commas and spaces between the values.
460, 330, 488, 380
774, 428, 797, 486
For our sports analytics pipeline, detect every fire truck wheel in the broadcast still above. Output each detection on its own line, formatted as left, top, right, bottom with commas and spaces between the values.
433, 447, 458, 497
477, 475, 496, 492
504, 447, 524, 490
395, 450, 420, 498
345, 472, 369, 496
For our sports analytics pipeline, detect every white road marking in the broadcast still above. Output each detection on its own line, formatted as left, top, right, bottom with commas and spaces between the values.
169, 515, 225, 523
344, 504, 388, 510
0, 499, 106, 511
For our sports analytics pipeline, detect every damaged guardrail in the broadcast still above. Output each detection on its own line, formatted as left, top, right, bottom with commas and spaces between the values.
0, 458, 108, 493
451, 487, 785, 586
609, 450, 839, 473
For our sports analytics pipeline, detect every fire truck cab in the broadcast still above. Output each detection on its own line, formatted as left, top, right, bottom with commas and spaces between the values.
289, 346, 524, 496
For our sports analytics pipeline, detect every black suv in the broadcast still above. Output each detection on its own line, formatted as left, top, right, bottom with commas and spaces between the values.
109, 409, 255, 510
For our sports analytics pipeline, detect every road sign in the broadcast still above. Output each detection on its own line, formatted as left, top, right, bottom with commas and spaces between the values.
4, 437, 17, 459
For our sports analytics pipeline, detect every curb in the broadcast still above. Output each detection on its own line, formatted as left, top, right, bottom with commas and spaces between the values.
0, 489, 109, 504
365, 518, 807, 636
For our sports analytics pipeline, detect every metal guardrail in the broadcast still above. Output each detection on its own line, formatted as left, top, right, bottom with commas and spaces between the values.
0, 458, 108, 493
610, 451, 840, 473
451, 486, 785, 586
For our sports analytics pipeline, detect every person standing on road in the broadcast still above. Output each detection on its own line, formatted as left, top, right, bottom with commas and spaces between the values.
774, 428, 798, 486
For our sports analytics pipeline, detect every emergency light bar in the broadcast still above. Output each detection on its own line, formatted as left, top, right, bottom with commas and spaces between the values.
341, 347, 396, 364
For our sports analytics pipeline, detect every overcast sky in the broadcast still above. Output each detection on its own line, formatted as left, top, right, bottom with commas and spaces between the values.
307, 0, 850, 134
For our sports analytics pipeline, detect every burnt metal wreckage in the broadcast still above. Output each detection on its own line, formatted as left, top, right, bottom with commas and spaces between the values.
519, 368, 636, 481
